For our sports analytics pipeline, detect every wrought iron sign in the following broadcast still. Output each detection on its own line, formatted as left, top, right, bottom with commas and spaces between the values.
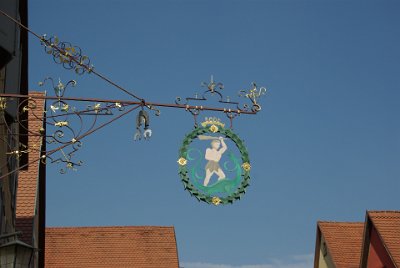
6, 78, 143, 174
0, 9, 268, 205
175, 76, 266, 205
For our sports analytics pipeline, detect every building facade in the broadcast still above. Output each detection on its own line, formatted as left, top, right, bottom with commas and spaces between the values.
0, 1, 43, 266
0, 0, 28, 243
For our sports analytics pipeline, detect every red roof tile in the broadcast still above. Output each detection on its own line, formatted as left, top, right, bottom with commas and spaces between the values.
368, 211, 400, 267
318, 221, 364, 268
16, 92, 45, 244
45, 226, 180, 268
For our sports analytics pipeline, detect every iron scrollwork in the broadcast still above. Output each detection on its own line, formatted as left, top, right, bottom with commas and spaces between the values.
238, 82, 267, 112
40, 35, 94, 75
176, 76, 267, 123
14, 77, 136, 174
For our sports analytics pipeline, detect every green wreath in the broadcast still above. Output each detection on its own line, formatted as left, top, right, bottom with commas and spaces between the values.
177, 124, 251, 205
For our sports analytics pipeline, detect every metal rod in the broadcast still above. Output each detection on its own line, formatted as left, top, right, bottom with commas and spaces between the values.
0, 9, 143, 101
0, 93, 256, 114
0, 104, 142, 180
0, 9, 260, 115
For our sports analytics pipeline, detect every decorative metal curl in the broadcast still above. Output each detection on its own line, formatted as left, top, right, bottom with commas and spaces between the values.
40, 35, 94, 75
201, 75, 224, 93
0, 102, 30, 165
39, 77, 77, 99
145, 104, 161, 116
27, 78, 137, 174
176, 76, 228, 106
0, 74, 147, 176
46, 141, 83, 174
0, 96, 45, 176
16, 98, 45, 158
238, 82, 267, 112
176, 76, 266, 122
176, 76, 238, 119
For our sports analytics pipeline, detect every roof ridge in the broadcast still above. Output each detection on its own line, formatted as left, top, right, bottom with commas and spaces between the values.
46, 225, 175, 229
318, 221, 364, 224
367, 210, 400, 214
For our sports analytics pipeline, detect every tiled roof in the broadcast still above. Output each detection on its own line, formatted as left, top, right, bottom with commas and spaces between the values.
45, 226, 180, 268
318, 221, 364, 268
368, 211, 400, 267
16, 91, 45, 244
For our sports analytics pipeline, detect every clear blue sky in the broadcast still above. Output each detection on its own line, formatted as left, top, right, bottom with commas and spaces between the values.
28, 1, 400, 267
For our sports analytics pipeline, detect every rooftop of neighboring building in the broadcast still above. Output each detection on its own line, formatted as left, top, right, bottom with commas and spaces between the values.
45, 225, 180, 268
317, 221, 364, 268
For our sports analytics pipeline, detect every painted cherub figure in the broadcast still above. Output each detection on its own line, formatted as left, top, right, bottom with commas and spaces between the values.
203, 137, 227, 186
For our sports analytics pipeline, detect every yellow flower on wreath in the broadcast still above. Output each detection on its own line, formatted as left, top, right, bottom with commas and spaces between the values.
177, 157, 187, 166
242, 162, 251, 172
209, 124, 219, 133
211, 196, 222, 205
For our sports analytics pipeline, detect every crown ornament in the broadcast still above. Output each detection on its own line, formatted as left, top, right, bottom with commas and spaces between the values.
201, 117, 225, 128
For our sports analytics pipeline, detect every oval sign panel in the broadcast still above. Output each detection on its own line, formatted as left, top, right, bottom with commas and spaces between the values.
178, 118, 251, 205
